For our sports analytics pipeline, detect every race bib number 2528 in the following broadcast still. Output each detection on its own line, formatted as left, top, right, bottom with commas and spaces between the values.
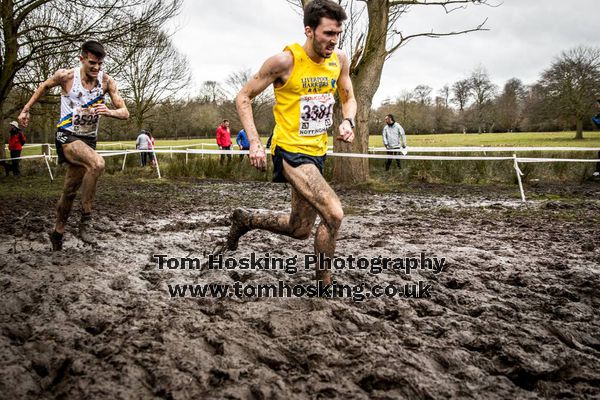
299, 93, 334, 136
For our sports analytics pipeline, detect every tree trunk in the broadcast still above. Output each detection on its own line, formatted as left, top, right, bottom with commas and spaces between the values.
575, 119, 583, 140
0, 105, 6, 160
333, 0, 389, 184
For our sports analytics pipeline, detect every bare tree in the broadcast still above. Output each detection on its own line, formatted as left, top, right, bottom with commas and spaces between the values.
199, 81, 226, 104
439, 84, 451, 109
0, 0, 182, 156
451, 78, 471, 112
287, 0, 496, 183
538, 46, 600, 139
117, 28, 191, 130
495, 78, 526, 132
469, 66, 497, 133
413, 84, 433, 106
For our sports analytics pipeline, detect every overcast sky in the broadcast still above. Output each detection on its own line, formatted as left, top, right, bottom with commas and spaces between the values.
168, 0, 598, 106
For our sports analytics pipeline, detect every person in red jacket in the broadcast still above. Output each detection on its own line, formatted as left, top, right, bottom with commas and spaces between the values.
7, 121, 26, 177
216, 119, 232, 165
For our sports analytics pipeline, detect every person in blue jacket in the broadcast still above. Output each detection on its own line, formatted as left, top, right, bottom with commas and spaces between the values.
236, 128, 250, 160
592, 99, 600, 180
592, 99, 600, 129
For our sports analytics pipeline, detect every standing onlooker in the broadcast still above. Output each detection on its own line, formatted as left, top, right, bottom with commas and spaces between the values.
236, 128, 250, 160
216, 119, 232, 165
135, 130, 151, 167
7, 121, 26, 177
592, 99, 600, 179
382, 114, 406, 171
147, 130, 156, 166
592, 99, 600, 129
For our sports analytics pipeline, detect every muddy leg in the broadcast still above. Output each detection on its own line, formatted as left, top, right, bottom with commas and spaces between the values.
61, 140, 105, 243
54, 165, 86, 234
282, 162, 343, 284
226, 188, 317, 251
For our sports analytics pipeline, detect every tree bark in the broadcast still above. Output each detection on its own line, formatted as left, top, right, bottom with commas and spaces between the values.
575, 119, 583, 140
333, 0, 389, 184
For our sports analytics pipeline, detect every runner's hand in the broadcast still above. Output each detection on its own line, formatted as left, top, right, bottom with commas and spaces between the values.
18, 111, 30, 128
249, 142, 266, 171
337, 120, 354, 143
92, 103, 111, 116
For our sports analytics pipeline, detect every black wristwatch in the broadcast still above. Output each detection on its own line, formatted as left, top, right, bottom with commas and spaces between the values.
344, 118, 355, 129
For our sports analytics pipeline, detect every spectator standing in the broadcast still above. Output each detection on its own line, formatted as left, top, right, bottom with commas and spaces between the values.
592, 99, 600, 179
236, 128, 250, 160
216, 119, 232, 165
135, 130, 151, 167
147, 130, 156, 166
7, 121, 26, 177
382, 114, 406, 171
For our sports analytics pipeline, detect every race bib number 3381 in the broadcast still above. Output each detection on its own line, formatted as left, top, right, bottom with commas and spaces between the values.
299, 93, 334, 136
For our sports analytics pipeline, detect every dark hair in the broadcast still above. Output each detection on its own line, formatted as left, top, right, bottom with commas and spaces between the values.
303, 0, 347, 31
386, 114, 395, 123
81, 40, 106, 58
597, 99, 600, 104
223, 119, 229, 123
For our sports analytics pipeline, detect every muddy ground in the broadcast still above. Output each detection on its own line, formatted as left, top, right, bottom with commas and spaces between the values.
1, 176, 599, 399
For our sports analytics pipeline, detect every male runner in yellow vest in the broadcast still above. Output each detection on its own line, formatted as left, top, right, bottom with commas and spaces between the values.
18, 41, 129, 251
226, 0, 357, 284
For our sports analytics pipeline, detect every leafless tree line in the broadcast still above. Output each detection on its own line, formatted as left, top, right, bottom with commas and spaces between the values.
374, 46, 600, 139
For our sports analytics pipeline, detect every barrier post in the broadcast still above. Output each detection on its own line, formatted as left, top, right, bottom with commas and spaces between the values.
513, 154, 526, 202
122, 150, 128, 171
185, 149, 189, 164
44, 155, 54, 182
153, 151, 161, 179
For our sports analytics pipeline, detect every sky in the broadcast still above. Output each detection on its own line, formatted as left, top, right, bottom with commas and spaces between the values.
168, 0, 599, 106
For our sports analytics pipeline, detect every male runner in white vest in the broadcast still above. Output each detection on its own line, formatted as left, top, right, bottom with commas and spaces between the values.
18, 40, 129, 250
226, 0, 357, 284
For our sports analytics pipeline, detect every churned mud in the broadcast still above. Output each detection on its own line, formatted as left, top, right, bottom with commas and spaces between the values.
1, 177, 599, 399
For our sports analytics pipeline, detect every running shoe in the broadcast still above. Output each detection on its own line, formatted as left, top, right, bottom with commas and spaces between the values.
49, 231, 63, 251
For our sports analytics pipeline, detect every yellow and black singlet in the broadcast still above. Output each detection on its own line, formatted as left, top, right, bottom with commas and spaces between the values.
271, 43, 341, 156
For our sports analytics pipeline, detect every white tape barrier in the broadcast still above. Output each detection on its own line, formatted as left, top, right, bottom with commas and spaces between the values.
58, 147, 600, 164
5, 147, 600, 164
0, 154, 55, 181
369, 146, 600, 153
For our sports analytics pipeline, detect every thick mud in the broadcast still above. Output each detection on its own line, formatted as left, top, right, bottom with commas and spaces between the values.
1, 179, 600, 399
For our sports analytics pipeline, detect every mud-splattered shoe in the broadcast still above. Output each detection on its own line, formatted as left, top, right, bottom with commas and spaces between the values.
78, 213, 96, 245
49, 231, 63, 251
225, 209, 251, 251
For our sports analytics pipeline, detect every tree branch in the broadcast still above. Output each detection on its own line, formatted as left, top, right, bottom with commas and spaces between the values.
386, 17, 488, 57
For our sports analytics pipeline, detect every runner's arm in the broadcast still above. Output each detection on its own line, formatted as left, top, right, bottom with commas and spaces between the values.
96, 75, 129, 119
336, 52, 357, 143
18, 69, 68, 128
236, 52, 292, 170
